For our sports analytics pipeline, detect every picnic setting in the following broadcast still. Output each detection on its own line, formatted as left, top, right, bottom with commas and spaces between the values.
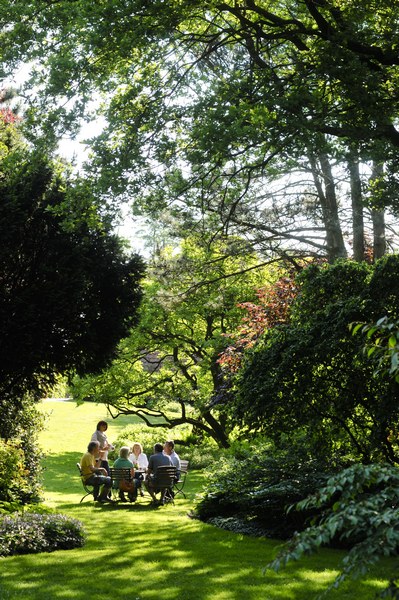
2, 2, 399, 599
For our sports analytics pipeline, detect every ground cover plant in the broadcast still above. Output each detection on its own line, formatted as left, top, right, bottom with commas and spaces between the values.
0, 399, 394, 600
0, 511, 86, 557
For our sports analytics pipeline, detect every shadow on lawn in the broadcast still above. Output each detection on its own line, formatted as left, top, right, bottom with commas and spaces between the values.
0, 511, 384, 600
0, 453, 383, 600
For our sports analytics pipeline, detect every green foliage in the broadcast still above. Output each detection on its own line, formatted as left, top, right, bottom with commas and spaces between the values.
108, 421, 221, 468
180, 443, 223, 470
353, 316, 399, 382
267, 463, 399, 598
0, 440, 30, 503
72, 235, 271, 448
0, 512, 86, 557
0, 400, 44, 504
0, 502, 53, 516
108, 422, 191, 461
0, 147, 145, 406
0, 393, 45, 506
195, 442, 337, 539
236, 257, 399, 464
4, 0, 399, 264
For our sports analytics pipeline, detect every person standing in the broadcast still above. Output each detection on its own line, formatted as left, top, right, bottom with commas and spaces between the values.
91, 420, 115, 475
80, 441, 114, 503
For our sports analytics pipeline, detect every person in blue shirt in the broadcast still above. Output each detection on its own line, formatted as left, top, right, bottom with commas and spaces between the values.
145, 443, 173, 502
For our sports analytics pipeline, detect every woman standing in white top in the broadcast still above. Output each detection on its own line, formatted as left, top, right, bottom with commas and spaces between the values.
91, 420, 115, 476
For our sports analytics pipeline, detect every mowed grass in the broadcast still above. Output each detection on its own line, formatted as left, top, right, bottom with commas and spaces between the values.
0, 400, 394, 600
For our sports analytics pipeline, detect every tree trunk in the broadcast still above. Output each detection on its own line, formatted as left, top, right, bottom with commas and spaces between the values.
309, 150, 347, 263
370, 162, 386, 260
202, 410, 230, 448
348, 156, 365, 262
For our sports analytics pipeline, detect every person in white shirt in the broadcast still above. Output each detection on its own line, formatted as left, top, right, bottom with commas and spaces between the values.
128, 442, 149, 496
163, 440, 181, 481
90, 420, 115, 476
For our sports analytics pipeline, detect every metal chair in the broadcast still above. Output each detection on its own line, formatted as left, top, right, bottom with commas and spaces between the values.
76, 462, 95, 503
109, 467, 135, 501
174, 459, 189, 499
154, 466, 176, 505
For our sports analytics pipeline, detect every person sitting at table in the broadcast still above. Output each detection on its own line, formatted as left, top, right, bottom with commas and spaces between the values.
163, 440, 181, 482
113, 446, 137, 502
80, 441, 114, 503
145, 443, 173, 503
128, 442, 148, 496
91, 420, 115, 476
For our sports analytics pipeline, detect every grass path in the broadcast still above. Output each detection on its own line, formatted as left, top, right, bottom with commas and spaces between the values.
0, 400, 393, 599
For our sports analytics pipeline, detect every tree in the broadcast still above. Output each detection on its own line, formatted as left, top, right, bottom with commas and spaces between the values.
2, 1, 399, 264
218, 271, 299, 373
0, 146, 145, 432
234, 257, 399, 464
71, 235, 274, 447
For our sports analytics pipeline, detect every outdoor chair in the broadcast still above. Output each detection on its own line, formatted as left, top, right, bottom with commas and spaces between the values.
109, 467, 135, 501
76, 462, 95, 503
174, 459, 189, 499
154, 465, 176, 505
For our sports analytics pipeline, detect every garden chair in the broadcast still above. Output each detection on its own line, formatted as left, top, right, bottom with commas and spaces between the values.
76, 462, 95, 503
174, 459, 189, 499
109, 467, 135, 501
154, 465, 176, 505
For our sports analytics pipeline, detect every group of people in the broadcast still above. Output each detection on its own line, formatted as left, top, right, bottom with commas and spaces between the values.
79, 420, 181, 504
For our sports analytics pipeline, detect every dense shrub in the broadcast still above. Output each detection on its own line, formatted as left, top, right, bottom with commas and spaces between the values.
179, 444, 224, 470
267, 463, 399, 597
110, 422, 225, 468
235, 258, 399, 466
0, 440, 31, 503
0, 395, 44, 504
0, 501, 54, 516
0, 437, 44, 504
0, 512, 86, 557
195, 445, 343, 539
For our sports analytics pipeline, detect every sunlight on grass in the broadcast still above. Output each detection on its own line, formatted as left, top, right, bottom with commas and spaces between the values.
38, 399, 136, 454
0, 400, 392, 600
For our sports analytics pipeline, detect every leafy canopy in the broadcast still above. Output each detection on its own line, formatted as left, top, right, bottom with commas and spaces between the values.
72, 234, 276, 447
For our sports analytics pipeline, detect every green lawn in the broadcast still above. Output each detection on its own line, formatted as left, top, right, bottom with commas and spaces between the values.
0, 400, 394, 599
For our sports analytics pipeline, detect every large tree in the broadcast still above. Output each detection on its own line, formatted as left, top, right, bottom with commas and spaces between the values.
71, 235, 275, 447
2, 1, 399, 263
0, 145, 145, 438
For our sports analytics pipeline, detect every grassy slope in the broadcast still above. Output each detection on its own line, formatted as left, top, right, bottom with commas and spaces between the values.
0, 400, 393, 600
